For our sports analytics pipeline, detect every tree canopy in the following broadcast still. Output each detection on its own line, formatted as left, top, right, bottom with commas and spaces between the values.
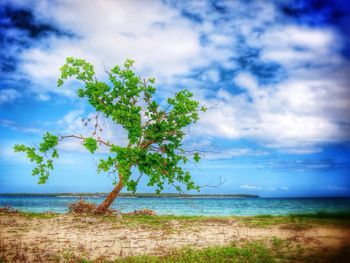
14, 58, 206, 197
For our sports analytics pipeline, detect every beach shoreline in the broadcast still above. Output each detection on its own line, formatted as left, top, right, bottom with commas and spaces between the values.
1, 209, 350, 262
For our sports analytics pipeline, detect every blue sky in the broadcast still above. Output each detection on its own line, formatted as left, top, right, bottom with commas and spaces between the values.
0, 0, 349, 197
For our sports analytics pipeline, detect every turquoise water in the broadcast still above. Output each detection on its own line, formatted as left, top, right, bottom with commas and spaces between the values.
1, 196, 350, 216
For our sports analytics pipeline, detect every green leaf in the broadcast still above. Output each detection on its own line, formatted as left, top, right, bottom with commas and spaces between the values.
47, 160, 54, 170
193, 152, 201, 162
57, 78, 64, 87
126, 179, 137, 192
13, 144, 26, 152
39, 132, 58, 152
83, 137, 98, 154
124, 59, 134, 69
52, 149, 59, 158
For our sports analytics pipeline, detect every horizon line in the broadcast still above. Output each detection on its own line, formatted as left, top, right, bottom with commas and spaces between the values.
1, 192, 349, 198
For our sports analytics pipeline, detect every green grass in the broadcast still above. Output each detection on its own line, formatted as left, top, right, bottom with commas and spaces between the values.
121, 242, 274, 263
117, 214, 210, 224
17, 211, 59, 219
3, 209, 350, 228
111, 211, 350, 229
288, 211, 350, 219
75, 241, 275, 263
233, 211, 350, 228
63, 239, 349, 263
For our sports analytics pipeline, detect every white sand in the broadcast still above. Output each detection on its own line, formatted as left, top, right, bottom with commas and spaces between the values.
1, 213, 349, 261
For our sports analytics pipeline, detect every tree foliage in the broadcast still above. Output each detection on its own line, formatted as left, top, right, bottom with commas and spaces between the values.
14, 58, 205, 194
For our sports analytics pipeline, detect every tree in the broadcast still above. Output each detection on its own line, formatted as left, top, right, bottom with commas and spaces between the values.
14, 57, 206, 213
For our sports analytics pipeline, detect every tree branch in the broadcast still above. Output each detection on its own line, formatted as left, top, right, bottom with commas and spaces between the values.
58, 134, 112, 147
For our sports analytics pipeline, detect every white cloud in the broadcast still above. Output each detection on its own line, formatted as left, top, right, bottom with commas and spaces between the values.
190, 3, 349, 153
4, 0, 350, 154
168, 2, 348, 153
239, 184, 262, 190
203, 148, 267, 160
258, 26, 341, 67
0, 119, 42, 134
0, 89, 21, 104
239, 185, 288, 191
13, 0, 236, 99
235, 72, 258, 96
201, 69, 220, 83
195, 60, 349, 152
326, 186, 348, 191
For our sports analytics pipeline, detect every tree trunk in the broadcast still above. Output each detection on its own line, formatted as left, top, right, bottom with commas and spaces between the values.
95, 173, 123, 214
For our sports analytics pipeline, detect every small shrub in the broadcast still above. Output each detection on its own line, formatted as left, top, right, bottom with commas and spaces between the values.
68, 199, 97, 214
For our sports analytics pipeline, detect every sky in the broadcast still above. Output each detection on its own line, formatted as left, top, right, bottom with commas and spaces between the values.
0, 0, 349, 197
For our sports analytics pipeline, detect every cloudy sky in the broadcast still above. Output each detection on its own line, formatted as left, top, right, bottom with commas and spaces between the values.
1, 0, 349, 197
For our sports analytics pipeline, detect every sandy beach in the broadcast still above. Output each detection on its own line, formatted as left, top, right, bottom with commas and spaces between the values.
1, 210, 350, 262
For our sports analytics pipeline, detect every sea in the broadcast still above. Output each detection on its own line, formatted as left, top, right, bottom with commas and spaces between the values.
1, 196, 350, 216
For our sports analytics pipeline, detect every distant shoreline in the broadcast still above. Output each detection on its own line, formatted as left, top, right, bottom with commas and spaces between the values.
1, 193, 349, 199
0, 193, 259, 198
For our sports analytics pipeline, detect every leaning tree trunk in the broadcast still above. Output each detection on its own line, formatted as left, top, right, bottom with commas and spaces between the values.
95, 173, 123, 214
